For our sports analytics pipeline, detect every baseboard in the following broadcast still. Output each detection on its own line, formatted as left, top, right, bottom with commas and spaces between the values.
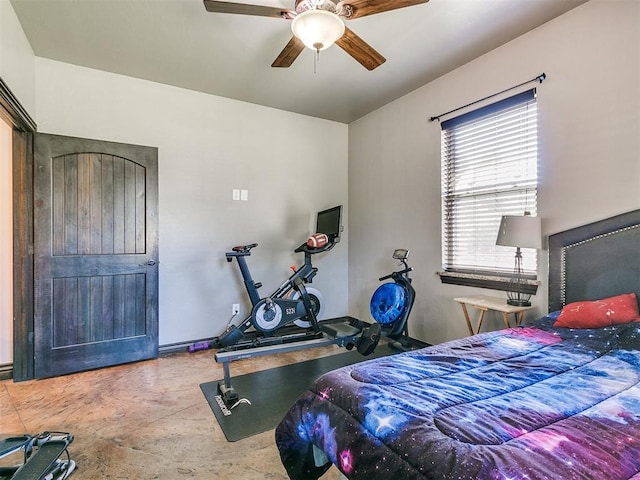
159, 337, 218, 356
0, 340, 217, 380
0, 363, 13, 381
2, 328, 365, 374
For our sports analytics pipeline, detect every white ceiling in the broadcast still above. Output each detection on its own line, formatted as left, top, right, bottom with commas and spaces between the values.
10, 0, 587, 123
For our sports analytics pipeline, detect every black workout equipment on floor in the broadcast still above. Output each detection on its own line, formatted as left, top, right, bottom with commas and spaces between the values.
217, 206, 368, 349
370, 249, 426, 351
214, 206, 381, 406
0, 432, 76, 480
219, 241, 328, 345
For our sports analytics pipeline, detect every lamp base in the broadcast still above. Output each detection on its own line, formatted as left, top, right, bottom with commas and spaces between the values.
507, 299, 531, 307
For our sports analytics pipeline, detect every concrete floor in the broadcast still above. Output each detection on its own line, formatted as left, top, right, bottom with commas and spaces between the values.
0, 346, 347, 479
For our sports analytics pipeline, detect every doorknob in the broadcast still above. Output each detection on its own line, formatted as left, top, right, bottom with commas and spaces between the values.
140, 259, 158, 266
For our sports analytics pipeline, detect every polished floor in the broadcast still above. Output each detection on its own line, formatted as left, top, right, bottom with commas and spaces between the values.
0, 346, 347, 479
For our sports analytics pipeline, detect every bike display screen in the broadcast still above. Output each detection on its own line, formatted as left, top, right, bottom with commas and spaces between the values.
316, 205, 342, 242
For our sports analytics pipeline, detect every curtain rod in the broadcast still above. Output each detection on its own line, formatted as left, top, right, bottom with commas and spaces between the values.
429, 73, 546, 123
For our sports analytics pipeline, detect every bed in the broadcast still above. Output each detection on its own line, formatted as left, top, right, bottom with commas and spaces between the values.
275, 210, 640, 480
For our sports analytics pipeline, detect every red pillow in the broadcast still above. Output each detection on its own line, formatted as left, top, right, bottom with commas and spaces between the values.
554, 292, 640, 328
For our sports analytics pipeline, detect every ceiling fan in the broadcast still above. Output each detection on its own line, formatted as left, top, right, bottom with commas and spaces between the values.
203, 0, 429, 70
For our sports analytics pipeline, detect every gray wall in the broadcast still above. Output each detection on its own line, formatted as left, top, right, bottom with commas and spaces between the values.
0, 0, 35, 115
33, 59, 350, 346
2, 0, 350, 349
348, 0, 640, 345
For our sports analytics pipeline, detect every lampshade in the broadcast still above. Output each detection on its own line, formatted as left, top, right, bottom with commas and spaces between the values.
291, 9, 345, 51
496, 215, 542, 250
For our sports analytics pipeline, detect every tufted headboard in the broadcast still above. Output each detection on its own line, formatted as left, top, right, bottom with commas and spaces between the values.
548, 209, 640, 313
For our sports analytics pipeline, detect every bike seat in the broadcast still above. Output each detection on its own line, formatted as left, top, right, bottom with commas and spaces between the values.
231, 243, 258, 253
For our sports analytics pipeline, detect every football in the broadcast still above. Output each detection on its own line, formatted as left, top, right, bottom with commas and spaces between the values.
306, 233, 329, 249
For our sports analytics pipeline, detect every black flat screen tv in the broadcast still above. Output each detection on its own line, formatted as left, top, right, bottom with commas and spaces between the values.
316, 205, 343, 243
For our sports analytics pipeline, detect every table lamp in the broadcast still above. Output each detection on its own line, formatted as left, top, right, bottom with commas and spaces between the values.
495, 214, 542, 306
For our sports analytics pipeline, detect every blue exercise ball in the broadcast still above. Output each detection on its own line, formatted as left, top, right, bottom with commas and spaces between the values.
370, 283, 406, 325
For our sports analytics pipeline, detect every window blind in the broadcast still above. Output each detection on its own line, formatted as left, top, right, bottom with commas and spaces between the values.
441, 89, 538, 276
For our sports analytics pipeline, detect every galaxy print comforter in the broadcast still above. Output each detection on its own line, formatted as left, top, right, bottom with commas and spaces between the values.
275, 315, 640, 480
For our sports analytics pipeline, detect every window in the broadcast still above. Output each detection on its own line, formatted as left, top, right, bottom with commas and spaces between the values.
440, 89, 538, 289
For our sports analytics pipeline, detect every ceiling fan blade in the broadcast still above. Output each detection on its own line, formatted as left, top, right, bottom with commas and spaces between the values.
203, 0, 294, 19
335, 27, 385, 71
272, 36, 305, 68
338, 0, 428, 19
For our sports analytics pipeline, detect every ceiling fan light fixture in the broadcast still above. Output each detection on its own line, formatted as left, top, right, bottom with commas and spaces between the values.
291, 9, 345, 51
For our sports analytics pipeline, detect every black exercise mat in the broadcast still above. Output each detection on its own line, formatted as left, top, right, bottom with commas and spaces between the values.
200, 346, 395, 442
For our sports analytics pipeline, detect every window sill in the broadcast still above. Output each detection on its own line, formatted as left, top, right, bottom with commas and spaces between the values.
438, 271, 540, 295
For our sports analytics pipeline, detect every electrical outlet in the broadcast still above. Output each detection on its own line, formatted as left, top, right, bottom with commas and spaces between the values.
232, 303, 240, 315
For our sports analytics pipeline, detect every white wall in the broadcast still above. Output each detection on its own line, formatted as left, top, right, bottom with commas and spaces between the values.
35, 59, 349, 346
0, 0, 36, 116
348, 0, 640, 345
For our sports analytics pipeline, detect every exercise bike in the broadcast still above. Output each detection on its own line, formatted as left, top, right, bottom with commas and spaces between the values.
217, 205, 377, 354
369, 248, 419, 351
217, 238, 334, 348
215, 229, 381, 406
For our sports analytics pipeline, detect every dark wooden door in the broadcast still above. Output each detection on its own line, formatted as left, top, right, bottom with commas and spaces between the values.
33, 133, 158, 378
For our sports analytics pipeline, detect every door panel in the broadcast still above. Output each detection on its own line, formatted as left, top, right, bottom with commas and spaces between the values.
51, 273, 146, 347
51, 153, 147, 255
34, 133, 158, 378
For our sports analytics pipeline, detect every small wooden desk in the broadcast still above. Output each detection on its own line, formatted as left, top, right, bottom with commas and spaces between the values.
453, 295, 533, 335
